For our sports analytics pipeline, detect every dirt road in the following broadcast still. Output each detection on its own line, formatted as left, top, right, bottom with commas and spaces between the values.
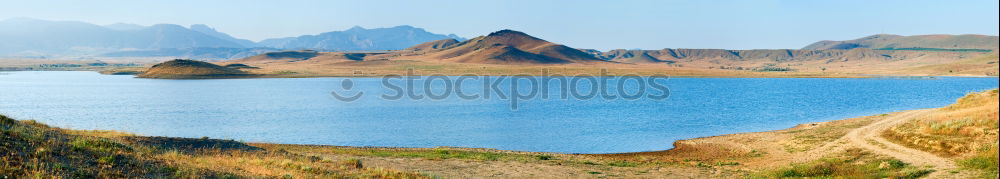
841, 110, 960, 178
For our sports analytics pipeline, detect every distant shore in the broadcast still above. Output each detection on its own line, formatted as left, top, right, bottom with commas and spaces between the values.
4, 54, 999, 79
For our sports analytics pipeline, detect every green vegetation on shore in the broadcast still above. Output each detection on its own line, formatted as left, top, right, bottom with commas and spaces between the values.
327, 148, 547, 161
958, 145, 999, 178
2, 116, 209, 178
750, 148, 932, 178
1, 115, 428, 178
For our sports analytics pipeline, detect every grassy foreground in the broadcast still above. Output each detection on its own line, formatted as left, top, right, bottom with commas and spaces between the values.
884, 89, 999, 178
1, 115, 428, 178
749, 148, 932, 178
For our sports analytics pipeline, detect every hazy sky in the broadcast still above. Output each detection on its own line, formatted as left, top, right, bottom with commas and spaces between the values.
2, 0, 998, 50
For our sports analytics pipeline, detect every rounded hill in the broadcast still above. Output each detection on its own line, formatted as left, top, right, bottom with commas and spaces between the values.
412, 29, 602, 64
138, 59, 252, 79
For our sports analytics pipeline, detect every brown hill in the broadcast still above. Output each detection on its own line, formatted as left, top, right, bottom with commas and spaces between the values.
903, 52, 1000, 76
405, 39, 460, 51
138, 59, 252, 79
601, 49, 674, 64
411, 29, 602, 64
448, 44, 568, 64
234, 51, 378, 64
239, 50, 319, 62
803, 34, 999, 50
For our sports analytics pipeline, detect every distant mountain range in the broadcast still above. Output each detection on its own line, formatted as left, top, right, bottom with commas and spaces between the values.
0, 18, 245, 57
101, 47, 280, 59
257, 25, 465, 51
0, 18, 463, 58
188, 24, 259, 48
589, 34, 999, 64
1, 18, 997, 61
802, 34, 999, 50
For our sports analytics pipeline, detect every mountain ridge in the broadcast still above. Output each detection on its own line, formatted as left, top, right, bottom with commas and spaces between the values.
0, 18, 466, 57
803, 34, 999, 50
256, 25, 465, 51
0, 18, 247, 56
189, 24, 259, 47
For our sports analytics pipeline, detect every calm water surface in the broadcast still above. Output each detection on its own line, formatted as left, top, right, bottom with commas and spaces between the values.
1, 71, 996, 153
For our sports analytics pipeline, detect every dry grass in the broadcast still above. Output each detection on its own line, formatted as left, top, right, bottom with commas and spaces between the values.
261, 145, 551, 162
247, 144, 726, 178
905, 52, 999, 76
883, 89, 999, 177
0, 59, 152, 72
782, 116, 880, 153
587, 114, 889, 172
1, 115, 429, 178
2, 116, 211, 178
63, 129, 137, 138
97, 67, 146, 75
749, 148, 933, 178
883, 89, 998, 156
153, 149, 427, 178
256, 144, 653, 169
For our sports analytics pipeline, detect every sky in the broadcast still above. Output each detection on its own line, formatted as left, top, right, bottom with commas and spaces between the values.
1, 0, 998, 50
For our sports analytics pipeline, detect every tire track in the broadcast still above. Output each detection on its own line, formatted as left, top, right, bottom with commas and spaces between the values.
841, 110, 958, 178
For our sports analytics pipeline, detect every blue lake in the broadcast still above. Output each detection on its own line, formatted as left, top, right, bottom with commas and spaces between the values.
0, 71, 997, 153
